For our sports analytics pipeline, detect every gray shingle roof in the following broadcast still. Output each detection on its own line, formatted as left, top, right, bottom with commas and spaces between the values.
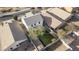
8, 22, 28, 41
24, 14, 44, 27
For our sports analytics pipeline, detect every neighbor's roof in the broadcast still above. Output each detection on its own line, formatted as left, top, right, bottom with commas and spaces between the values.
8, 22, 27, 41
0, 23, 15, 51
41, 12, 62, 29
0, 22, 27, 50
24, 14, 43, 26
47, 8, 72, 21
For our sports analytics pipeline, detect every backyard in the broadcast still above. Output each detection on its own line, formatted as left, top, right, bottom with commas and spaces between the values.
39, 33, 56, 46
28, 26, 57, 46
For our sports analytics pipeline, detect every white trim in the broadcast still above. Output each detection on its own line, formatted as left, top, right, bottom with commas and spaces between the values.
21, 17, 29, 30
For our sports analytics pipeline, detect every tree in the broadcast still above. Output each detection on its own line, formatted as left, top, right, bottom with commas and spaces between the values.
28, 26, 45, 39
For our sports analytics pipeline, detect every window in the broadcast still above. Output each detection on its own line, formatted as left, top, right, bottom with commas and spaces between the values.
16, 45, 19, 47
34, 24, 36, 26
39, 22, 40, 24
19, 43, 21, 45
31, 24, 33, 27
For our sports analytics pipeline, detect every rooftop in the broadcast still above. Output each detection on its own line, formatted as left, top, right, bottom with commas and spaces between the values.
0, 21, 28, 50
41, 12, 62, 29
9, 21, 27, 41
47, 8, 72, 21
0, 23, 14, 50
23, 14, 44, 27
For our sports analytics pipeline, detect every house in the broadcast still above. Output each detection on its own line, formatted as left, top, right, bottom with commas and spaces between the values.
21, 14, 44, 50
21, 14, 44, 30
0, 21, 28, 51
41, 12, 65, 30
47, 8, 72, 21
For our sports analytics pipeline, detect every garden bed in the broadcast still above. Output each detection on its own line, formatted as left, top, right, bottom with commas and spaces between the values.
39, 33, 57, 46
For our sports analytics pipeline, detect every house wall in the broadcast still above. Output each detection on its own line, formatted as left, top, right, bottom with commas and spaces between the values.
21, 17, 29, 30
28, 20, 43, 28
5, 39, 27, 51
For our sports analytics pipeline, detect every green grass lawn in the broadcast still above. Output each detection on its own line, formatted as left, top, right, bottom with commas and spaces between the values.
39, 33, 54, 46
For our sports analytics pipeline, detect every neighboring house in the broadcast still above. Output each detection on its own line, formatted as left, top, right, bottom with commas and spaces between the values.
47, 8, 72, 21
0, 21, 28, 51
41, 12, 65, 30
21, 14, 44, 30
